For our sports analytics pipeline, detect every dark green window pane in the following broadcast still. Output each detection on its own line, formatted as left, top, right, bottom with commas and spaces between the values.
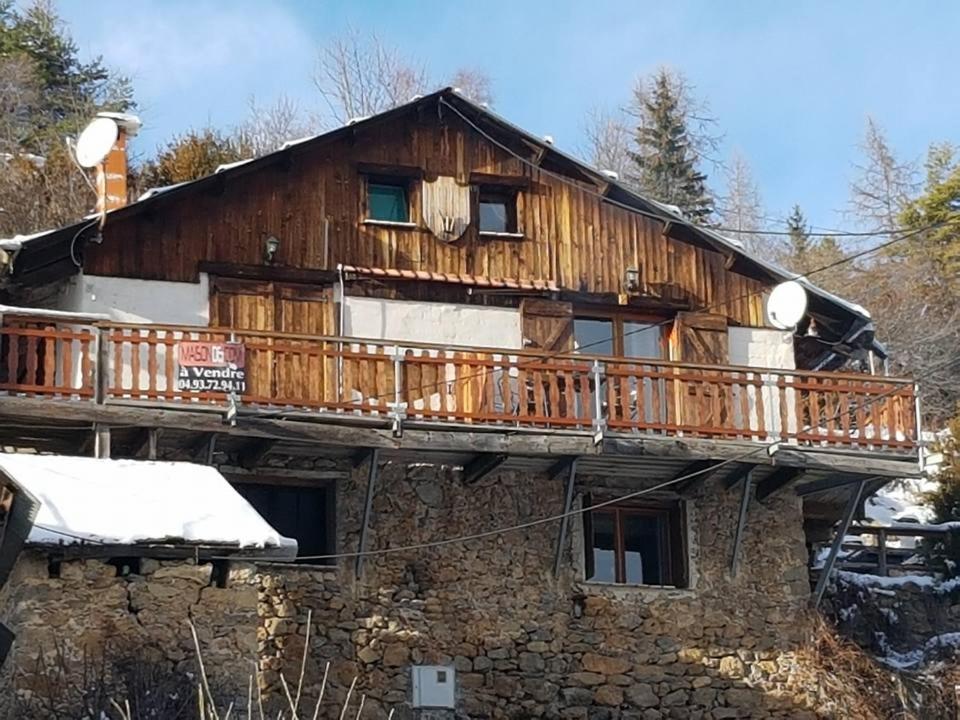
368, 183, 408, 222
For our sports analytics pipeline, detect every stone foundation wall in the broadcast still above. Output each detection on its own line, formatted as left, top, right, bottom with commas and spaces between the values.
255, 463, 822, 719
0, 553, 259, 716
2, 462, 828, 718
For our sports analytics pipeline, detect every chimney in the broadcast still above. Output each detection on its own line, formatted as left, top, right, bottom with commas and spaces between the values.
93, 112, 141, 213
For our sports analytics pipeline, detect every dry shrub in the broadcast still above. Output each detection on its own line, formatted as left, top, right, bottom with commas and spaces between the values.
792, 616, 960, 719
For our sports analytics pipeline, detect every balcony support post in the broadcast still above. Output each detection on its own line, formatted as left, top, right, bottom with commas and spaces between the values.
93, 327, 111, 458
813, 478, 865, 608
914, 381, 923, 473
553, 457, 579, 577
93, 424, 111, 459
355, 448, 380, 579
389, 350, 406, 437
730, 468, 752, 577
591, 360, 606, 445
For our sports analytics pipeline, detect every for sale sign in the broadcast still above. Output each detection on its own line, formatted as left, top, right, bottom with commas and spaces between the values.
176, 341, 247, 394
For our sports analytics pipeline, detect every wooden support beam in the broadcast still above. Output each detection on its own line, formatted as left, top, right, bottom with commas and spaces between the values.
877, 529, 888, 577
795, 475, 863, 497
237, 438, 277, 469
355, 448, 380, 578
546, 456, 577, 483
730, 469, 753, 577
723, 462, 758, 490
189, 433, 217, 464
462, 453, 507, 485
674, 460, 722, 495
94, 423, 111, 459
553, 458, 579, 577
813, 479, 866, 607
755, 467, 805, 502
128, 427, 161, 459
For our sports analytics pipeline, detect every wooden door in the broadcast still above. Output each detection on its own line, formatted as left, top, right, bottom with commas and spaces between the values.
672, 312, 729, 431
210, 278, 334, 406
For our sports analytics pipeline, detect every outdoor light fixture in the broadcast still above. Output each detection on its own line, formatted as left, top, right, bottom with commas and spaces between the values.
264, 235, 280, 264
624, 267, 640, 292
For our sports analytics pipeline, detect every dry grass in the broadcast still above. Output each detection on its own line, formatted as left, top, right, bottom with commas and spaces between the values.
791, 616, 960, 720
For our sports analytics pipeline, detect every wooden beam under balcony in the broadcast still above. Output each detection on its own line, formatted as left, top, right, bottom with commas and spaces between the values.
237, 437, 277, 469
723, 462, 758, 490
0, 396, 923, 479
755, 467, 806, 502
674, 460, 723, 495
462, 453, 508, 485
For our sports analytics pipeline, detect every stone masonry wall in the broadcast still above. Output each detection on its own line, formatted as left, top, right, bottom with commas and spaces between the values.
0, 553, 259, 716
1, 462, 826, 719
255, 463, 823, 719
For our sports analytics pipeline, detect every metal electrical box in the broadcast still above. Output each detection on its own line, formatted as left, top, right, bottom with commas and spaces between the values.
411, 665, 455, 708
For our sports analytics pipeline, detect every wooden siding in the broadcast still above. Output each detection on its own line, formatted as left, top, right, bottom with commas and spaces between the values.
83, 110, 768, 328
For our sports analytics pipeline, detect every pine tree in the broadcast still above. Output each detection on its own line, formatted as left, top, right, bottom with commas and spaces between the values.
628, 69, 715, 223
0, 0, 134, 235
784, 205, 813, 272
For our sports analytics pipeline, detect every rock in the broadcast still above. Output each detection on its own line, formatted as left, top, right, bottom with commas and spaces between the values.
561, 688, 593, 707
414, 481, 444, 507
382, 643, 409, 667
661, 689, 688, 706
518, 652, 545, 673
357, 645, 381, 664
582, 653, 632, 676
569, 671, 605, 687
594, 684, 624, 706
625, 684, 659, 708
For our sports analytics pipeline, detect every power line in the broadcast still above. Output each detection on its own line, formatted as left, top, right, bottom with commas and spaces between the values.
225, 353, 956, 564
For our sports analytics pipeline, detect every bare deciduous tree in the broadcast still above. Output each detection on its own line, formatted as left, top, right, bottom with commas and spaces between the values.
580, 105, 633, 182
449, 67, 494, 106
848, 117, 918, 231
236, 94, 312, 156
716, 151, 773, 254
313, 29, 429, 127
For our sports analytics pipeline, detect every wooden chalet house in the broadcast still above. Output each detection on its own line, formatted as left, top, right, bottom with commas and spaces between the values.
0, 89, 926, 715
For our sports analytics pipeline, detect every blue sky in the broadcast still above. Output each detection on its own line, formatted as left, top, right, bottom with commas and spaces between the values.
57, 0, 958, 235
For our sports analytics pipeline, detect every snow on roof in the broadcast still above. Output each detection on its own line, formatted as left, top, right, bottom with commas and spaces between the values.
215, 157, 255, 173
137, 180, 190, 201
280, 135, 319, 150
0, 454, 296, 556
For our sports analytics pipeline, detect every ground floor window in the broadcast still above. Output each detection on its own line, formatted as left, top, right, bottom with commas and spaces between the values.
584, 498, 687, 587
234, 482, 335, 564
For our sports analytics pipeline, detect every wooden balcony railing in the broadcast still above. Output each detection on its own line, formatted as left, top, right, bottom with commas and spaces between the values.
0, 318, 921, 453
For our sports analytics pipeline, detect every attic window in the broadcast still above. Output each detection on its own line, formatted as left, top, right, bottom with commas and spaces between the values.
367, 180, 410, 223
478, 188, 518, 235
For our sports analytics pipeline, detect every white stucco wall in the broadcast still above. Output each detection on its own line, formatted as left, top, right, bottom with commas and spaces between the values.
728, 327, 797, 438
343, 296, 522, 348
57, 272, 209, 326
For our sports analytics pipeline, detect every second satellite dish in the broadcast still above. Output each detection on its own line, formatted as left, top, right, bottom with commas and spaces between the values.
766, 280, 808, 330
75, 116, 119, 168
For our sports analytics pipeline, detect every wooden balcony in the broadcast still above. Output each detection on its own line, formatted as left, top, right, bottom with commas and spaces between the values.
0, 317, 920, 455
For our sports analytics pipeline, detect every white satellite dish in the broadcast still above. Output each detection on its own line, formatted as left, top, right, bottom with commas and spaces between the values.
766, 280, 808, 330
75, 116, 119, 168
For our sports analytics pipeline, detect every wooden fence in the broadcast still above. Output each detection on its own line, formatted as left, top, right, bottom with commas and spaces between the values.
0, 318, 920, 451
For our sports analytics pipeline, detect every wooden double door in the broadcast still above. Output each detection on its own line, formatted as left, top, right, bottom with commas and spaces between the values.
210, 277, 336, 406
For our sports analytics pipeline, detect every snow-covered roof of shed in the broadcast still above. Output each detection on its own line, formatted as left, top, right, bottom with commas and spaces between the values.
0, 454, 296, 557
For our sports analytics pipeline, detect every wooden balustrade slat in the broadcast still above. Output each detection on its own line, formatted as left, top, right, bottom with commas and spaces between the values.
753, 374, 766, 440
43, 328, 55, 391
25, 336, 37, 390
61, 335, 73, 393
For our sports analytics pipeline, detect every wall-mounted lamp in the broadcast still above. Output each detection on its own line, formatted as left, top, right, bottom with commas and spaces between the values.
624, 267, 640, 293
264, 235, 280, 264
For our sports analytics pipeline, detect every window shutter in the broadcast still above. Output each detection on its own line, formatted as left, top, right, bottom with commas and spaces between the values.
672, 311, 729, 364
520, 299, 574, 352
